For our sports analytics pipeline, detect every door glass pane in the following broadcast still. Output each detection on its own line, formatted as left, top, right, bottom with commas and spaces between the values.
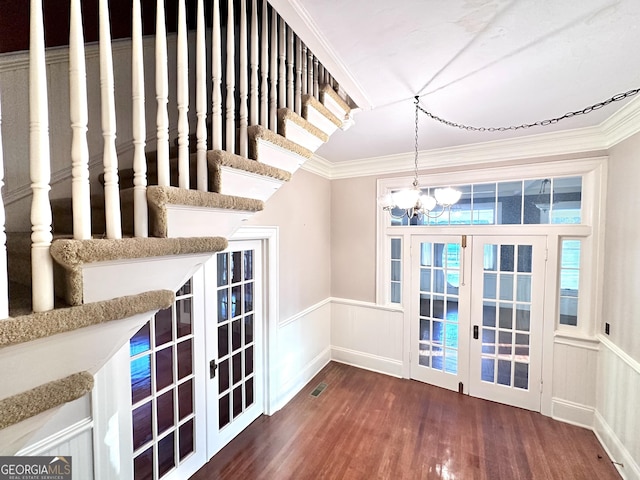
417, 241, 459, 378
155, 308, 173, 346
130, 278, 197, 479
231, 251, 242, 283
179, 419, 194, 461
482, 301, 496, 327
134, 447, 154, 480
483, 273, 497, 299
157, 391, 174, 436
177, 298, 192, 338
497, 359, 512, 386
514, 363, 529, 389
131, 355, 151, 404
479, 243, 535, 392
217, 253, 228, 286
158, 432, 175, 477
218, 324, 229, 358
219, 394, 230, 429
244, 250, 253, 280
499, 274, 514, 301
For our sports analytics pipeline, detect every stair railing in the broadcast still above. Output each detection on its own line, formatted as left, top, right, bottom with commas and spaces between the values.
22, 0, 345, 314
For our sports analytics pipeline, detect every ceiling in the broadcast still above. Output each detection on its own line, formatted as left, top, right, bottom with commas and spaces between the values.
284, 0, 640, 163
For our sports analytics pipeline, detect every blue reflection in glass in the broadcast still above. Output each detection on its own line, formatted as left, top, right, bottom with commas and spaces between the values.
130, 322, 151, 357
131, 355, 151, 404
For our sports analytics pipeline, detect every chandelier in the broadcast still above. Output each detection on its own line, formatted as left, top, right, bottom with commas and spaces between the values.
378, 96, 461, 219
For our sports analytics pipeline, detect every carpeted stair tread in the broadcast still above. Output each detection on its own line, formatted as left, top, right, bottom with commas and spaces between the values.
277, 108, 329, 142
320, 84, 352, 116
247, 125, 313, 161
208, 150, 292, 193
0, 372, 94, 430
301, 94, 343, 128
0, 289, 174, 348
50, 236, 228, 269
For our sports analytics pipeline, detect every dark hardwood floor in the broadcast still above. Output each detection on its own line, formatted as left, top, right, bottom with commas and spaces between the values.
191, 362, 620, 480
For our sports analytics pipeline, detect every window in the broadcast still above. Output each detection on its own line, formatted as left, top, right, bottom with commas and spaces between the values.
390, 238, 402, 303
559, 239, 581, 326
389, 176, 583, 227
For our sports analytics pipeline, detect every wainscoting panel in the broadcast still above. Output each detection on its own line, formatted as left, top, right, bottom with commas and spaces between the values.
595, 337, 640, 480
274, 300, 332, 411
17, 419, 94, 480
330, 299, 403, 377
551, 337, 599, 427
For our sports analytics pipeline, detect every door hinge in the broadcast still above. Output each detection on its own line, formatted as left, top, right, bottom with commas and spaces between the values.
540, 380, 543, 393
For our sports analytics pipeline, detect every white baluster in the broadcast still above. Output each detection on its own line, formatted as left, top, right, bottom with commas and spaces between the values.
226, 0, 236, 154
177, 0, 190, 189
313, 56, 319, 99
318, 64, 325, 88
29, 0, 54, 312
278, 18, 286, 109
0, 91, 9, 318
238, 0, 248, 157
295, 36, 302, 114
269, 10, 277, 130
99, 0, 122, 239
132, 0, 148, 236
69, 0, 91, 240
260, 0, 269, 127
196, 0, 207, 191
307, 48, 313, 97
156, 0, 170, 186
212, 0, 223, 151
249, 0, 259, 127
286, 27, 294, 109
302, 44, 308, 95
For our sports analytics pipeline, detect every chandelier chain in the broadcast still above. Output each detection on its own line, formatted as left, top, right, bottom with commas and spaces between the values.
414, 88, 640, 132
413, 99, 419, 187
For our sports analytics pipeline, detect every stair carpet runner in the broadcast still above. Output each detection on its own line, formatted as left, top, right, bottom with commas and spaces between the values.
0, 85, 351, 446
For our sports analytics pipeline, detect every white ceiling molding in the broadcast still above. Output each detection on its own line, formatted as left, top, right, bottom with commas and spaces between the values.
600, 95, 640, 148
267, 0, 373, 110
307, 96, 640, 180
301, 154, 333, 179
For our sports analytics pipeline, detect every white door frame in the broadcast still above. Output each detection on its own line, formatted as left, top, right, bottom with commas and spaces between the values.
229, 226, 279, 418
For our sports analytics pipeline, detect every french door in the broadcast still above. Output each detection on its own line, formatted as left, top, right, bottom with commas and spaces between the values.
205, 240, 264, 458
411, 235, 546, 411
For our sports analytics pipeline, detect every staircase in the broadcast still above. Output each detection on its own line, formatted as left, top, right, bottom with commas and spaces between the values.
0, 0, 355, 455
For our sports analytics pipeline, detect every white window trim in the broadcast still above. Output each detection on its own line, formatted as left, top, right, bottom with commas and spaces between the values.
376, 156, 608, 337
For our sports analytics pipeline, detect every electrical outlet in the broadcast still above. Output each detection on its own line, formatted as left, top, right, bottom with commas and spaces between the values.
605, 323, 610, 335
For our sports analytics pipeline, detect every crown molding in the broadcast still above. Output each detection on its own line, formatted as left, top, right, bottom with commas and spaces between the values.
267, 0, 373, 110
317, 97, 640, 180
301, 154, 333, 179
600, 95, 640, 148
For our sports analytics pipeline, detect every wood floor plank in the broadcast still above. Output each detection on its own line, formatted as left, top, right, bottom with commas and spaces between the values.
191, 362, 621, 480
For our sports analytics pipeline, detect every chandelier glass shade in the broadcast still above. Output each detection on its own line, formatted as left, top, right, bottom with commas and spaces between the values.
379, 97, 461, 219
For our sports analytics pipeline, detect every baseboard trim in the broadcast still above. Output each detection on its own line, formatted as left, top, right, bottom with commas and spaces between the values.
594, 410, 640, 480
275, 346, 331, 412
16, 417, 92, 456
551, 398, 595, 429
331, 346, 402, 378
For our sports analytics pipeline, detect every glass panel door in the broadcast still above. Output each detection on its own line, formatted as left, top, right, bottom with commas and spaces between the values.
129, 278, 206, 480
206, 240, 263, 459
410, 236, 471, 392
469, 236, 546, 411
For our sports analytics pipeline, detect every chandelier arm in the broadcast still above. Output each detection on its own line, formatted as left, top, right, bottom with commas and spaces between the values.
416, 87, 640, 132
